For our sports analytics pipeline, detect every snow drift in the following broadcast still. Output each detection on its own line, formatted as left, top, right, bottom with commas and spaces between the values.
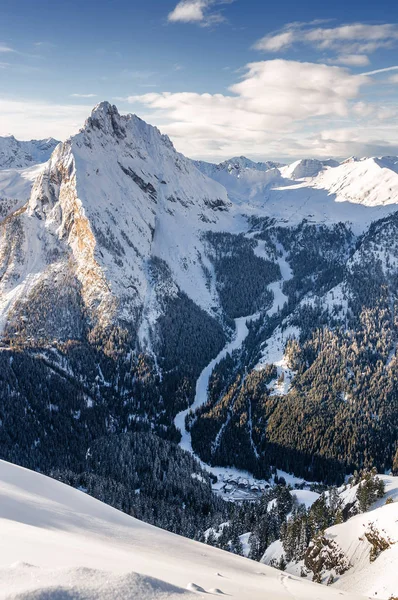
0, 459, 366, 600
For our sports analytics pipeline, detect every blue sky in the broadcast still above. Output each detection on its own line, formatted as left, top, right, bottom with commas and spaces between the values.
1, 0, 398, 161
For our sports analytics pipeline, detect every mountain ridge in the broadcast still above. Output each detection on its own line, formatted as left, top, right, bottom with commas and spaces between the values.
0, 135, 59, 169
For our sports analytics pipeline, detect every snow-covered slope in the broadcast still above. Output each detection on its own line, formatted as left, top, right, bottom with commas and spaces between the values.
0, 163, 48, 220
195, 154, 398, 232
0, 460, 367, 600
194, 156, 283, 205
262, 476, 398, 600
326, 476, 398, 599
313, 156, 398, 207
248, 155, 398, 233
0, 136, 59, 169
280, 158, 326, 180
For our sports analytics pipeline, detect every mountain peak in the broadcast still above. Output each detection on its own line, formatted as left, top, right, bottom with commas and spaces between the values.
90, 100, 119, 122
81, 102, 176, 153
85, 101, 126, 139
281, 158, 324, 180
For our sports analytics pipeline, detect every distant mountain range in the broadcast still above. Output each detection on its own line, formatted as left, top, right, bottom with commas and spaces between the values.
0, 135, 59, 169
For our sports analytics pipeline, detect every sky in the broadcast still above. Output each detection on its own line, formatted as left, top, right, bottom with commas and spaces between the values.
1, 0, 398, 162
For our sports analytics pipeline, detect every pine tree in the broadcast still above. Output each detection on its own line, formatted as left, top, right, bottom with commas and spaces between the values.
393, 449, 398, 476
248, 532, 262, 561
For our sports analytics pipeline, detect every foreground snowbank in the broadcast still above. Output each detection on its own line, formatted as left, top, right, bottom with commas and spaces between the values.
0, 460, 366, 600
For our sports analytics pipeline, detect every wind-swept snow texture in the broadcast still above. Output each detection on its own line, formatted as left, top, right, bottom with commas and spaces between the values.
0, 460, 367, 600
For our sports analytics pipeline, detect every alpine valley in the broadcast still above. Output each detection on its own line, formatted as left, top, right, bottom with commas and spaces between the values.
1, 102, 398, 598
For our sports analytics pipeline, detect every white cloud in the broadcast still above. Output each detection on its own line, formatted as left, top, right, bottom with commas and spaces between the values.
230, 61, 366, 117
131, 60, 367, 123
0, 98, 93, 140
308, 126, 398, 158
168, 1, 206, 23
389, 74, 398, 83
257, 31, 295, 52
352, 101, 375, 117
335, 54, 370, 67
2, 50, 397, 162
167, 0, 233, 26
255, 23, 398, 56
0, 44, 15, 53
128, 59, 373, 159
70, 93, 97, 98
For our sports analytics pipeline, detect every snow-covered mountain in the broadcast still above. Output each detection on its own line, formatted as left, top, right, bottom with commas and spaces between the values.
280, 158, 326, 179
194, 153, 398, 223
194, 156, 284, 177
2, 104, 398, 341
0, 135, 59, 169
193, 155, 284, 205
0, 102, 232, 340
0, 459, 365, 600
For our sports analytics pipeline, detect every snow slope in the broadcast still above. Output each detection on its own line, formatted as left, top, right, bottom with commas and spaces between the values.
0, 135, 59, 169
263, 476, 398, 600
326, 476, 398, 599
0, 460, 367, 600
244, 156, 398, 234
194, 156, 283, 205
280, 158, 325, 180
0, 163, 47, 217
313, 156, 398, 208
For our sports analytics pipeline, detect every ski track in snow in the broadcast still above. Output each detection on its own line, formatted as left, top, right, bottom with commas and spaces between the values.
174, 313, 258, 456
174, 239, 292, 457
174, 241, 310, 490
254, 241, 292, 317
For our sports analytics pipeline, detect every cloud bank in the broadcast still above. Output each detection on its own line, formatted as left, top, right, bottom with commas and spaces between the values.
128, 59, 397, 160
